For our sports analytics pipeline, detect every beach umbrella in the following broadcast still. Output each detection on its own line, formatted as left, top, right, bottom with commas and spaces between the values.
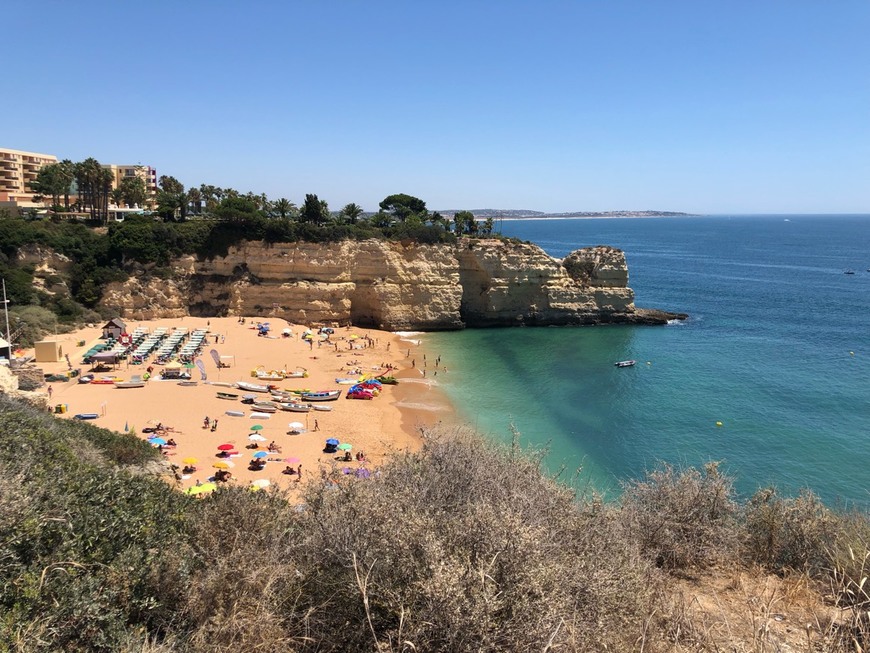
325, 438, 340, 446
248, 433, 267, 441
284, 456, 301, 464
253, 451, 268, 459
356, 468, 371, 478
288, 421, 305, 430
182, 457, 198, 465
337, 443, 352, 451
251, 478, 270, 488
150, 437, 167, 445
250, 424, 264, 431
183, 362, 195, 369
217, 443, 234, 451
212, 461, 230, 469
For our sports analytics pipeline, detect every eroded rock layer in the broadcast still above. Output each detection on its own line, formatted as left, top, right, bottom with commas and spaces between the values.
99, 239, 685, 329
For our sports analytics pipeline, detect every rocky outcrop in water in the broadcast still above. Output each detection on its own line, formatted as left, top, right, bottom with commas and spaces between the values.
98, 239, 685, 329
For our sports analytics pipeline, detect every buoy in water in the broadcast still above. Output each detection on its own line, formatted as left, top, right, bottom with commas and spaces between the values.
850, 351, 855, 356
647, 361, 651, 365
715, 421, 723, 427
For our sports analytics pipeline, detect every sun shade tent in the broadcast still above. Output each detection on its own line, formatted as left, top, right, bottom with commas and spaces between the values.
91, 351, 119, 365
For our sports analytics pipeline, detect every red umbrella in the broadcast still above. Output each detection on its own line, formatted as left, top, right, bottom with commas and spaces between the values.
217, 444, 234, 451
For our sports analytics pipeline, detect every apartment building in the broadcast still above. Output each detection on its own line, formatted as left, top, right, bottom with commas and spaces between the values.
0, 147, 58, 208
103, 164, 158, 207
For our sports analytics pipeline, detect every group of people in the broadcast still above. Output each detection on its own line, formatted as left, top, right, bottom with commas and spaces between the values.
203, 416, 219, 431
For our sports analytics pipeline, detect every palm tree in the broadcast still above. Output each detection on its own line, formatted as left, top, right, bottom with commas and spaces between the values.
340, 202, 364, 224
186, 187, 202, 215
272, 197, 296, 219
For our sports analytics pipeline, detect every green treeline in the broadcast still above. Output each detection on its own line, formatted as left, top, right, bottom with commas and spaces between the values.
0, 395, 867, 652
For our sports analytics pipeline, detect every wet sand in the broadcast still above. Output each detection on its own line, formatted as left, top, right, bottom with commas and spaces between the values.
32, 317, 454, 494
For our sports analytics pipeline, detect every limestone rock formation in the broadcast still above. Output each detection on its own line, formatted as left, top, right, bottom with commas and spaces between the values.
98, 239, 685, 329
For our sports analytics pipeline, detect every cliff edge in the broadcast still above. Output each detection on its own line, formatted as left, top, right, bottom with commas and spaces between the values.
99, 239, 686, 329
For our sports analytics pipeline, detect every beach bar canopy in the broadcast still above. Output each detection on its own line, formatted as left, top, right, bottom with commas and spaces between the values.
91, 351, 119, 366
34, 339, 64, 363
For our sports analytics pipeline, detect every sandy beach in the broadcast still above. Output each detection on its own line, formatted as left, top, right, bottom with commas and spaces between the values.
31, 316, 455, 495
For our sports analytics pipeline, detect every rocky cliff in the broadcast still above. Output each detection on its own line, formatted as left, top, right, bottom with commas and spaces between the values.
98, 239, 685, 329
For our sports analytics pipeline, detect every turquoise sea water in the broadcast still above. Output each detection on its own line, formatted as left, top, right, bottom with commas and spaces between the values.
422, 215, 870, 505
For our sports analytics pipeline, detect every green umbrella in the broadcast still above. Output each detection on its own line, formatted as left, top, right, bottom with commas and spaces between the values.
183, 362, 196, 369
337, 443, 353, 451
250, 424, 264, 431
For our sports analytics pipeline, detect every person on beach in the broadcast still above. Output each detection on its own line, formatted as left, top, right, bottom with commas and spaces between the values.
203, 416, 210, 429
314, 419, 319, 431
211, 419, 218, 432
297, 464, 302, 480
47, 386, 53, 399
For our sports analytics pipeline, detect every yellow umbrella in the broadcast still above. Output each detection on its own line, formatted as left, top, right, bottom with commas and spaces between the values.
182, 457, 198, 465
212, 461, 230, 469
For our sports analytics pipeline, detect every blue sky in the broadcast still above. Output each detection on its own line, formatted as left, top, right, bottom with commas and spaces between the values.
5, 1, 869, 214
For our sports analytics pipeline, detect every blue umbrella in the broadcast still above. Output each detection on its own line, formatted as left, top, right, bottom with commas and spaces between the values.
253, 451, 268, 459
150, 437, 167, 445
325, 438, 339, 446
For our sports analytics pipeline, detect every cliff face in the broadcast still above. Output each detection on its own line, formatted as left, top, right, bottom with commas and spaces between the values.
99, 239, 683, 329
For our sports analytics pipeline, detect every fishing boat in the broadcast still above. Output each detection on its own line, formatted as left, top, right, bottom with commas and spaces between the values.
177, 380, 198, 387
216, 391, 240, 400
278, 402, 311, 413
115, 380, 146, 389
311, 404, 333, 412
255, 370, 284, 381
335, 377, 360, 385
844, 270, 856, 275
301, 389, 342, 402
251, 403, 278, 414
614, 360, 637, 368
235, 381, 271, 393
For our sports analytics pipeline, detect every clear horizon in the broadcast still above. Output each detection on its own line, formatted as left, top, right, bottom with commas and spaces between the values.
4, 1, 868, 215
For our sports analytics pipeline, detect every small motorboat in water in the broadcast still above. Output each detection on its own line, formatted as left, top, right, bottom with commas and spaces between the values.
614, 360, 637, 368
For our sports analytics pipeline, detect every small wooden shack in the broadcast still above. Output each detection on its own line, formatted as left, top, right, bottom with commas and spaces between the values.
34, 339, 64, 363
101, 318, 126, 340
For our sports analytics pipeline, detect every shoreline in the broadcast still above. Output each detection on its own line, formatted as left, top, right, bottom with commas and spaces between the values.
29, 317, 457, 495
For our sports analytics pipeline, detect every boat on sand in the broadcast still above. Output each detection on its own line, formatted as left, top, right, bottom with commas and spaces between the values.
301, 390, 342, 402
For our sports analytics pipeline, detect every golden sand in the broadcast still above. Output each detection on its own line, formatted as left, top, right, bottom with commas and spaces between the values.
32, 316, 454, 494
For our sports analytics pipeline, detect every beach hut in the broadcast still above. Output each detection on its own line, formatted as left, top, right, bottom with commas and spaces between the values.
34, 339, 64, 363
0, 336, 11, 361
101, 318, 126, 340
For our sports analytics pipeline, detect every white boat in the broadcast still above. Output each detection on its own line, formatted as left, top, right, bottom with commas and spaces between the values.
335, 377, 360, 385
301, 389, 342, 402
235, 381, 271, 393
250, 412, 272, 419
115, 380, 146, 388
614, 360, 637, 368
312, 404, 333, 412
251, 403, 278, 414
279, 402, 311, 413
284, 370, 307, 378
115, 375, 146, 389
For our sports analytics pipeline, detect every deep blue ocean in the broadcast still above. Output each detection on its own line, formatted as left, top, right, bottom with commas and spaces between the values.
421, 215, 870, 505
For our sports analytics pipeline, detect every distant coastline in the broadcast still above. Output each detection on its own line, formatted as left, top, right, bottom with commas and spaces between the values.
435, 209, 697, 220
